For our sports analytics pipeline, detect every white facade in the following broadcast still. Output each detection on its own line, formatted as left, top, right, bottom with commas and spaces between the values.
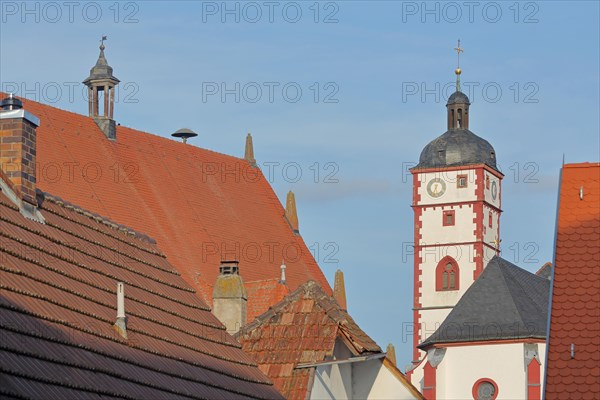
309, 341, 421, 400
415, 342, 546, 400
411, 166, 503, 362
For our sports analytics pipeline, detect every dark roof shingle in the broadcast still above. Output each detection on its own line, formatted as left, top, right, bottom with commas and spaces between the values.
0, 190, 283, 399
419, 256, 550, 348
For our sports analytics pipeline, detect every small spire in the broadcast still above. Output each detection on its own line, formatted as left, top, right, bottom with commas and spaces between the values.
386, 343, 397, 366
453, 39, 464, 92
333, 269, 347, 310
245, 133, 256, 166
280, 260, 286, 284
285, 191, 299, 234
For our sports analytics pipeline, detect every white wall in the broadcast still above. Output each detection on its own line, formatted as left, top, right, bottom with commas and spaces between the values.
420, 204, 477, 244
311, 358, 420, 400
483, 169, 502, 209
309, 341, 421, 399
437, 342, 546, 400
416, 170, 478, 205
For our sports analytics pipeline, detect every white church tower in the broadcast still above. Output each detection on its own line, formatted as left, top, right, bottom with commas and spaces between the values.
406, 43, 550, 400
409, 43, 503, 367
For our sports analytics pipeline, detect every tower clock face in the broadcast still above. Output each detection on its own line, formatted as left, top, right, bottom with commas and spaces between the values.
491, 181, 498, 200
427, 178, 446, 198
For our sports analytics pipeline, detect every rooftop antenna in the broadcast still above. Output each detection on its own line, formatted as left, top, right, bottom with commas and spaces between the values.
454, 39, 464, 92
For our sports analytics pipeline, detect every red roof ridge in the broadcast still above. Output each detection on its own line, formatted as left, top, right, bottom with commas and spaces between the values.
563, 161, 600, 169
7, 92, 250, 163
246, 278, 282, 284
1, 92, 90, 122
117, 124, 247, 162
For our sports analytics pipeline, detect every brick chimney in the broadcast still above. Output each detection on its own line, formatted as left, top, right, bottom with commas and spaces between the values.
212, 261, 247, 334
0, 94, 40, 207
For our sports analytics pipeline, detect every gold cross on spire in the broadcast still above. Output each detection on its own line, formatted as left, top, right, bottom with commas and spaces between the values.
454, 39, 463, 68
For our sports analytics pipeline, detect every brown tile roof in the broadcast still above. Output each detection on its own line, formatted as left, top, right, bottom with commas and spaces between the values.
235, 281, 380, 400
7, 94, 331, 308
545, 162, 600, 399
0, 189, 283, 399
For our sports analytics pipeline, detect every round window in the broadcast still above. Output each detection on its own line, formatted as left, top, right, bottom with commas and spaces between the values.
472, 379, 498, 400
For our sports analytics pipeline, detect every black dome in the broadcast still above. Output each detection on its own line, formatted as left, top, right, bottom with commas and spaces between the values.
415, 129, 497, 170
447, 91, 470, 105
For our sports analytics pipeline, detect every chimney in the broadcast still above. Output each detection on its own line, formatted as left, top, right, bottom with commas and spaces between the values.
212, 261, 247, 334
114, 282, 128, 339
244, 133, 256, 166
285, 190, 299, 234
333, 269, 347, 310
0, 94, 40, 209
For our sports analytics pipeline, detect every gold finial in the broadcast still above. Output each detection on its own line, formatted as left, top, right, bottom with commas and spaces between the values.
453, 39, 464, 91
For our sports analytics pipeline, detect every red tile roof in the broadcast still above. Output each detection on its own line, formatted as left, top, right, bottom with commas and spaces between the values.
245, 279, 291, 322
0, 188, 283, 399
236, 281, 381, 400
545, 162, 600, 399
9, 94, 331, 309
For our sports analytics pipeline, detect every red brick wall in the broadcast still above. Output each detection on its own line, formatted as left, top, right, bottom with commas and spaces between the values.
0, 117, 37, 205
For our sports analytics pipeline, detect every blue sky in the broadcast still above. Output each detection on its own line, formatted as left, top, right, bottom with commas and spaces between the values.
2, 1, 599, 367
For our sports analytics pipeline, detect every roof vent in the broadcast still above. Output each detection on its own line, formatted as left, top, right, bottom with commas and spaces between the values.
0, 93, 23, 110
171, 128, 198, 144
219, 260, 239, 275
280, 260, 286, 284
114, 282, 128, 339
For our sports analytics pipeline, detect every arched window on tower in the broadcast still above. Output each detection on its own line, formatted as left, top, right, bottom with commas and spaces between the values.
457, 109, 463, 128
436, 257, 460, 291
451, 109, 455, 128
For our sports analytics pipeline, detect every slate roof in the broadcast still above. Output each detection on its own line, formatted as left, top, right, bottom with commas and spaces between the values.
414, 128, 498, 171
0, 188, 283, 399
446, 90, 470, 105
6, 94, 331, 310
419, 256, 550, 348
536, 262, 553, 280
235, 281, 381, 400
545, 162, 600, 399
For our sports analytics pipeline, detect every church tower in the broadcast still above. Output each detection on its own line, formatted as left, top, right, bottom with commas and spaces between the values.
409, 43, 503, 365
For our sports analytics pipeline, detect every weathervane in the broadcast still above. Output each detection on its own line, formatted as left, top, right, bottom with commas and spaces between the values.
453, 39, 464, 92
100, 35, 107, 49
